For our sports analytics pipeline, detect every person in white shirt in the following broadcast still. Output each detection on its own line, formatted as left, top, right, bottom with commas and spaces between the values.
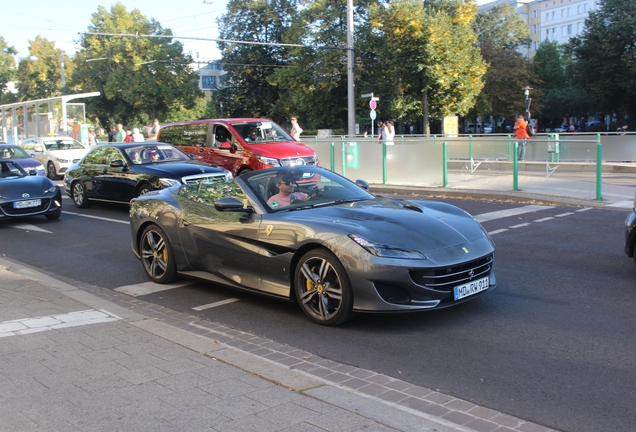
132, 128, 145, 142
290, 116, 303, 140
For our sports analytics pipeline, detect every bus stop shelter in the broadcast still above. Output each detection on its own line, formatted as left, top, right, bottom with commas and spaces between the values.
1, 92, 100, 144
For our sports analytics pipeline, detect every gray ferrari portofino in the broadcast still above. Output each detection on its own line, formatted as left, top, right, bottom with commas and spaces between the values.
130, 166, 496, 325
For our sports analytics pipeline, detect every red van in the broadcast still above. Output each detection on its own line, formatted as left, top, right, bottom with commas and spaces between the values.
156, 118, 318, 177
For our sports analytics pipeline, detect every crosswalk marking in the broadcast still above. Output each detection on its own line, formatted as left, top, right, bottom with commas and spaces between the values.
474, 205, 553, 223
115, 281, 195, 297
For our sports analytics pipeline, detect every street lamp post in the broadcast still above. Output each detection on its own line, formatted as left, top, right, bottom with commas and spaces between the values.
523, 86, 532, 122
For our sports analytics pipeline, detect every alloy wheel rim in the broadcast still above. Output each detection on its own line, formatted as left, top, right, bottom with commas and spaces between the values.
73, 184, 84, 205
141, 230, 168, 278
299, 257, 342, 320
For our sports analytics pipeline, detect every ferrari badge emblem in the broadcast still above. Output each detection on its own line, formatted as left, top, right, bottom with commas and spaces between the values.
265, 225, 274, 236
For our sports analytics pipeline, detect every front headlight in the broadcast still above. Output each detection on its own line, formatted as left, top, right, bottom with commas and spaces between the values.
45, 185, 59, 194
349, 234, 426, 259
57, 158, 69, 163
159, 178, 181, 188
255, 155, 281, 167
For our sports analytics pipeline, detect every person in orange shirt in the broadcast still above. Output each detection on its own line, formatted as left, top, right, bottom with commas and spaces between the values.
514, 115, 530, 160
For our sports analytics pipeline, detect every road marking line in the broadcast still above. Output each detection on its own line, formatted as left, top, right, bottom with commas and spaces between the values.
607, 200, 633, 208
509, 223, 531, 228
0, 309, 120, 338
555, 212, 575, 217
534, 217, 554, 222
575, 208, 593, 212
474, 205, 553, 223
487, 229, 508, 235
192, 298, 240, 311
63, 211, 129, 224
115, 281, 196, 297
6, 223, 52, 233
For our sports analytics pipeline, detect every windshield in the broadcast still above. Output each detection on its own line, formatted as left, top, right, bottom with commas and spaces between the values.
1, 146, 30, 159
44, 139, 85, 151
243, 166, 374, 212
126, 145, 192, 165
230, 121, 293, 143
0, 161, 28, 179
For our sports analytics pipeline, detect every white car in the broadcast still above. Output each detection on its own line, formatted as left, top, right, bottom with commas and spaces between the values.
20, 137, 89, 180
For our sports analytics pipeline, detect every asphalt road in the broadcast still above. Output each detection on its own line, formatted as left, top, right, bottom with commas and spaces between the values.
1, 191, 634, 432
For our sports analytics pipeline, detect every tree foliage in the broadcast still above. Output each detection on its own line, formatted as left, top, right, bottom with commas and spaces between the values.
0, 36, 17, 102
369, 0, 486, 133
569, 0, 636, 119
15, 36, 74, 101
216, 0, 301, 121
72, 2, 202, 127
474, 3, 530, 50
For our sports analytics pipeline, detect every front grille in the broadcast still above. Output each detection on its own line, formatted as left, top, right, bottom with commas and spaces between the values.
0, 199, 52, 216
409, 254, 493, 292
182, 173, 227, 185
280, 156, 317, 166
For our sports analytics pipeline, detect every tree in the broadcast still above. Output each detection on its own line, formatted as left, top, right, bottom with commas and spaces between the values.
569, 0, 636, 119
473, 4, 539, 128
0, 36, 17, 102
532, 41, 566, 91
14, 36, 74, 101
72, 3, 202, 128
216, 0, 301, 120
370, 0, 486, 135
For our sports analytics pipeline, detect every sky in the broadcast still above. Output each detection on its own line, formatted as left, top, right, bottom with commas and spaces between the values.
1, 0, 230, 60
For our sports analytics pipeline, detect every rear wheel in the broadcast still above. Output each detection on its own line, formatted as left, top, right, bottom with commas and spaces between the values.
71, 182, 90, 208
139, 225, 177, 284
294, 249, 353, 326
237, 168, 252, 177
136, 183, 153, 197
47, 162, 57, 180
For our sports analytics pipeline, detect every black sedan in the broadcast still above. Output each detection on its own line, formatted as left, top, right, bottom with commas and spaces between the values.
130, 166, 496, 325
64, 143, 231, 208
0, 160, 62, 220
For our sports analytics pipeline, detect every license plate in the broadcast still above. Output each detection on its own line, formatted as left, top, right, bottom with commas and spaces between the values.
14, 199, 41, 209
454, 276, 489, 300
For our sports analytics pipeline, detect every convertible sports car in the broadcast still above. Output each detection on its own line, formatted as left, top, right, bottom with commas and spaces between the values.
0, 161, 62, 219
130, 166, 496, 325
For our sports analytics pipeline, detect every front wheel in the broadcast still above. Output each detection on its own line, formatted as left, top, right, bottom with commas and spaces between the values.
294, 249, 353, 326
71, 182, 90, 208
139, 225, 177, 284
47, 162, 57, 180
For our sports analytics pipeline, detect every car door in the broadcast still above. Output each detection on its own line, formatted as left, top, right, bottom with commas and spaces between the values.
204, 124, 248, 174
95, 148, 138, 201
175, 181, 263, 292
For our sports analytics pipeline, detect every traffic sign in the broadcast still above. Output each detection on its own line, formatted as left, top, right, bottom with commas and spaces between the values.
361, 93, 373, 98
370, 109, 377, 120
370, 100, 377, 110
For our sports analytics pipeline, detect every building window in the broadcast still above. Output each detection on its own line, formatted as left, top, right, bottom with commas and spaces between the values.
584, 3, 588, 12
552, 11, 555, 19
567, 7, 571, 16
568, 24, 572, 34
561, 9, 565, 17
577, 22, 583, 32
201, 76, 217, 90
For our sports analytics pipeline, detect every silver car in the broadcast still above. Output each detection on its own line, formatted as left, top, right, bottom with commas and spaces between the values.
20, 137, 89, 180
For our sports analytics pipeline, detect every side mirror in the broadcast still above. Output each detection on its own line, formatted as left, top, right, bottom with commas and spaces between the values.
355, 179, 369, 190
110, 160, 126, 169
34, 146, 43, 152
28, 169, 38, 176
214, 197, 254, 213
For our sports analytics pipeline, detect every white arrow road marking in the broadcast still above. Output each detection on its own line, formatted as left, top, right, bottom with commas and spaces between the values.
192, 298, 240, 311
0, 309, 120, 338
115, 281, 196, 297
7, 223, 52, 233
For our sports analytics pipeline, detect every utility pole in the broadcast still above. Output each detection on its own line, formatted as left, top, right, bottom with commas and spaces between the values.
346, 0, 355, 137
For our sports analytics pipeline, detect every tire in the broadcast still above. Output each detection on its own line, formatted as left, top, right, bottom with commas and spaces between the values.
237, 168, 252, 177
139, 225, 177, 284
45, 210, 61, 220
47, 162, 57, 180
71, 182, 90, 208
294, 249, 353, 326
137, 183, 153, 197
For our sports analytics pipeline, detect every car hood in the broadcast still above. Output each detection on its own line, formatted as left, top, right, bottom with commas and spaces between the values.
247, 141, 316, 158
281, 198, 491, 260
11, 158, 45, 173
47, 149, 88, 159
0, 176, 57, 200
140, 161, 227, 177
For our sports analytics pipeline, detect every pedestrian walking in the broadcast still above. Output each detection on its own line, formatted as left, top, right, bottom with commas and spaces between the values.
384, 120, 395, 145
290, 116, 303, 141
116, 124, 125, 142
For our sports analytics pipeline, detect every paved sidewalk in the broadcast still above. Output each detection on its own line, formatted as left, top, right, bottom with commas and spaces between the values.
0, 257, 558, 432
